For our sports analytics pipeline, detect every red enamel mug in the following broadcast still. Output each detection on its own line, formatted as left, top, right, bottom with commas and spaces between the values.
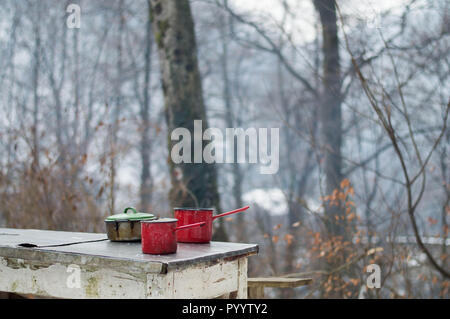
141, 218, 205, 254
174, 206, 250, 243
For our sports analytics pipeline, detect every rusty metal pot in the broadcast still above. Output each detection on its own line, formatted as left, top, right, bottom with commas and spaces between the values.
141, 218, 206, 254
174, 206, 250, 243
105, 207, 156, 241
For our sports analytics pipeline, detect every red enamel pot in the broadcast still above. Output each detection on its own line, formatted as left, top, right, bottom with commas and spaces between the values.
141, 218, 205, 254
174, 206, 250, 243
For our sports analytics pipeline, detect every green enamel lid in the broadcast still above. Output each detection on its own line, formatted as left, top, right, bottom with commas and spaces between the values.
105, 207, 156, 221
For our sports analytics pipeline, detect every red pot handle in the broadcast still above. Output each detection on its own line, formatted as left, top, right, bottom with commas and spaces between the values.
174, 221, 206, 232
212, 206, 250, 220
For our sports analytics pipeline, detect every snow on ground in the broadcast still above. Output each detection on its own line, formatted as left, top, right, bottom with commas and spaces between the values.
243, 188, 288, 216
243, 188, 324, 216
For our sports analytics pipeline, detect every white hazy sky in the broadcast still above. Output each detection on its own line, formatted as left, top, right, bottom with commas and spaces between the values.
229, 0, 408, 43
237, 0, 407, 19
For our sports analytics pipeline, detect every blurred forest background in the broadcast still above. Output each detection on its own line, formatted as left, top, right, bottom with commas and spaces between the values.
0, 0, 449, 298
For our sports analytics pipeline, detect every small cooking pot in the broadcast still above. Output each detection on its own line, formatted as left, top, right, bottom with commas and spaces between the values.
105, 207, 156, 241
141, 218, 206, 254
174, 206, 250, 243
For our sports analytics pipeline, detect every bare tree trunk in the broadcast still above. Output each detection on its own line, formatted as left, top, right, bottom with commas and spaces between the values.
140, 0, 154, 212
150, 0, 226, 240
72, 28, 80, 154
68, 24, 82, 190
46, 10, 68, 170
314, 0, 345, 236
280, 56, 318, 297
81, 26, 109, 157
439, 127, 449, 285
218, 9, 243, 241
109, 0, 125, 215
278, 54, 298, 298
314, 0, 352, 298
31, 10, 40, 173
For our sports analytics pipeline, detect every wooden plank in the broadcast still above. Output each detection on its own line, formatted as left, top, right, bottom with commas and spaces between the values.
247, 277, 312, 288
0, 256, 148, 298
171, 259, 239, 299
236, 258, 248, 298
146, 259, 244, 299
248, 286, 265, 299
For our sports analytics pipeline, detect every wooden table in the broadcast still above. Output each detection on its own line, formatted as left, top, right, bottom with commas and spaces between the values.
0, 228, 258, 299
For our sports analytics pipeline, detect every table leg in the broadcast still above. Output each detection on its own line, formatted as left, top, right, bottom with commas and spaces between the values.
236, 257, 248, 299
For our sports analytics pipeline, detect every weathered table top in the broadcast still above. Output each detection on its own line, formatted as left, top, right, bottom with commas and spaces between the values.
0, 228, 258, 274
